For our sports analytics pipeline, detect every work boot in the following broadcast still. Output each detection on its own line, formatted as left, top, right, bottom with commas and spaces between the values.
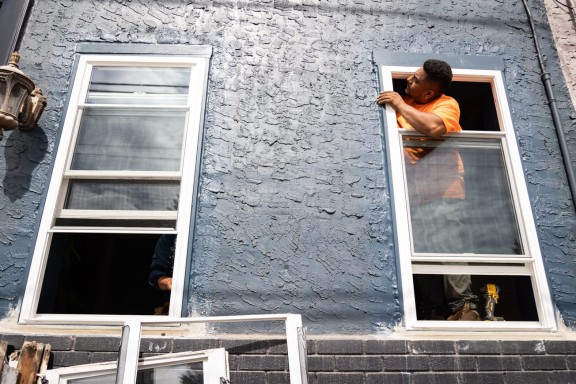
447, 301, 480, 321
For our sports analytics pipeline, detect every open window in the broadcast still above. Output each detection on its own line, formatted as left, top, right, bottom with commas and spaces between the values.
20, 47, 211, 323
376, 54, 556, 330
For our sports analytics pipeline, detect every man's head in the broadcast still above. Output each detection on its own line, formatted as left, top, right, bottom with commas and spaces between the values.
405, 59, 453, 104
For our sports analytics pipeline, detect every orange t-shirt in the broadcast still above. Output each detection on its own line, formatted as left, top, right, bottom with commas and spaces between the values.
399, 95, 465, 205
397, 94, 462, 133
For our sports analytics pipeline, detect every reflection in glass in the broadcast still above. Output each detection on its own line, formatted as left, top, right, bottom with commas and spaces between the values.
86, 66, 191, 105
68, 363, 202, 383
64, 180, 180, 211
403, 137, 522, 255
71, 108, 186, 171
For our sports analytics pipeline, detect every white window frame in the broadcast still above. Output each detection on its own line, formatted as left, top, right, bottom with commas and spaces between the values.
20, 54, 209, 324
44, 349, 229, 384
379, 65, 556, 331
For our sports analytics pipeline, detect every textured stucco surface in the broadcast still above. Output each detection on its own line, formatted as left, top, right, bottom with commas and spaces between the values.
0, 0, 575, 334
545, 0, 576, 109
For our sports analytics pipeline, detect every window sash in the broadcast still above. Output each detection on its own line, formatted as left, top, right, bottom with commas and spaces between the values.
379, 65, 556, 331
20, 54, 208, 323
401, 134, 525, 259
44, 349, 229, 384
57, 209, 179, 221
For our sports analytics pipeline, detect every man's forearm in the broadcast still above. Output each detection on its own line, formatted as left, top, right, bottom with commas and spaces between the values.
396, 103, 447, 138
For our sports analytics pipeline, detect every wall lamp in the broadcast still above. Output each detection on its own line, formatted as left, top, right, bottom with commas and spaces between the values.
0, 52, 46, 140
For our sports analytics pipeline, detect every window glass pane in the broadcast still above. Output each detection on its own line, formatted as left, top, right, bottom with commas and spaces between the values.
7, 82, 29, 116
404, 137, 523, 255
64, 180, 179, 211
68, 363, 203, 383
71, 108, 186, 171
86, 66, 191, 105
413, 274, 538, 321
38, 233, 175, 316
0, 78, 7, 109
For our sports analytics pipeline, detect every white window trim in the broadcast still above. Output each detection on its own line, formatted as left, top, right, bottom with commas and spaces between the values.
44, 349, 229, 384
117, 314, 307, 384
20, 54, 209, 324
379, 65, 556, 331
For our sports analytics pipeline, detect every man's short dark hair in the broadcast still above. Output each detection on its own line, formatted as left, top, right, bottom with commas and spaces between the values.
423, 59, 452, 94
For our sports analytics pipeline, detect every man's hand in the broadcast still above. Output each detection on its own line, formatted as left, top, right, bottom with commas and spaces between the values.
157, 276, 172, 291
376, 91, 406, 111
376, 90, 447, 137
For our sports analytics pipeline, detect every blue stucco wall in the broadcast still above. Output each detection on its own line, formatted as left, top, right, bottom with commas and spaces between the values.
0, 0, 575, 333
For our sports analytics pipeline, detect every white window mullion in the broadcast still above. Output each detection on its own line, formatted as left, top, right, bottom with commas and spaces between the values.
63, 170, 182, 179
49, 227, 177, 234
77, 103, 190, 110
57, 209, 178, 221
379, 66, 419, 326
411, 254, 533, 263
492, 72, 557, 329
169, 58, 207, 317
412, 263, 533, 276
20, 57, 95, 322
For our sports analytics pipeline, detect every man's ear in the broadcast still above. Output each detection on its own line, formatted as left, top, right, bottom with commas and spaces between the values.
422, 89, 437, 103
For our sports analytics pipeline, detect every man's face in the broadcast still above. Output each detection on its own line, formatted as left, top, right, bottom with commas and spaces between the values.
405, 67, 435, 103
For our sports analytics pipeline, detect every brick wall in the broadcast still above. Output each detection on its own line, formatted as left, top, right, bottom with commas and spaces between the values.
2, 333, 575, 383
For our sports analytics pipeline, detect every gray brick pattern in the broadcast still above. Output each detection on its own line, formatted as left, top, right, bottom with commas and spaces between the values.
2, 334, 576, 383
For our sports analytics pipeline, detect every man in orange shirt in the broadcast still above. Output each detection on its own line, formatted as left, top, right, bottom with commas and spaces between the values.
377, 59, 479, 321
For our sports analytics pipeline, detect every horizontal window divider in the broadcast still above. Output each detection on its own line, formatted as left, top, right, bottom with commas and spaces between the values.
63, 171, 182, 179
409, 321, 550, 332
389, 68, 502, 83
26, 313, 166, 326
49, 227, 177, 234
411, 254, 532, 262
87, 92, 189, 99
77, 103, 191, 110
58, 209, 178, 220
403, 140, 502, 150
399, 129, 506, 139
412, 263, 532, 275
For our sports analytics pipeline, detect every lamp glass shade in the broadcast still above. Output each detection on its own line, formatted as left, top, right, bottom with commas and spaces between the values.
0, 78, 6, 108
6, 80, 29, 117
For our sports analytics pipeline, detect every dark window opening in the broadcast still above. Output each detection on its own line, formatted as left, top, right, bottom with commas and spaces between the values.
392, 79, 500, 132
413, 274, 538, 321
54, 219, 176, 228
38, 233, 169, 315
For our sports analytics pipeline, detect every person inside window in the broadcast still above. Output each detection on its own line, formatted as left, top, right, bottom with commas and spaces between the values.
376, 59, 480, 321
148, 234, 176, 315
